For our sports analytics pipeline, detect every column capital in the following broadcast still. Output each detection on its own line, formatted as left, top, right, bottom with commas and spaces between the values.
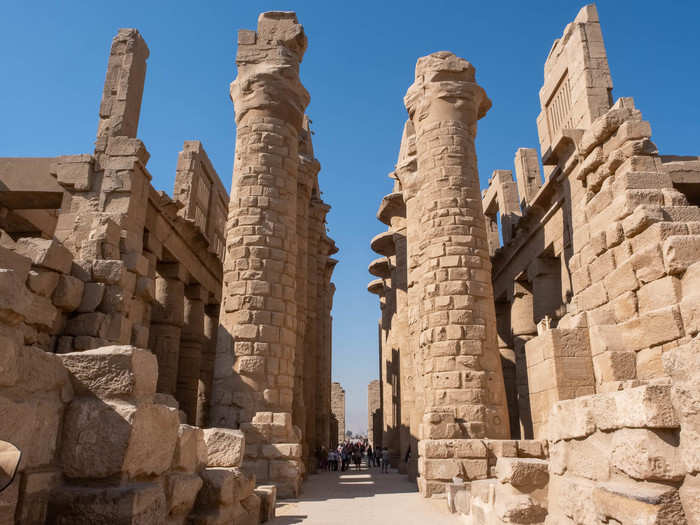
230, 11, 310, 127
404, 51, 491, 132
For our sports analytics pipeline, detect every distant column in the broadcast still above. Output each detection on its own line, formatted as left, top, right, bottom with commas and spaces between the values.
177, 284, 206, 424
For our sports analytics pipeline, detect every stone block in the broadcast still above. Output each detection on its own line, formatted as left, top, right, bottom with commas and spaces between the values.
52, 274, 85, 311
495, 457, 549, 489
48, 482, 166, 524
203, 428, 245, 467
610, 428, 684, 481
0, 394, 64, 471
517, 440, 545, 458
593, 350, 637, 384
547, 396, 596, 442
594, 383, 679, 432
26, 269, 59, 298
680, 474, 700, 525
663, 235, 700, 275
254, 485, 276, 523
165, 472, 202, 519
77, 282, 106, 312
494, 482, 548, 524
172, 424, 208, 473
14, 237, 72, 274
14, 469, 61, 524
0, 270, 31, 325
240, 493, 261, 525
59, 346, 157, 399
61, 398, 179, 479
64, 312, 110, 338
592, 480, 685, 525
195, 468, 238, 507
92, 260, 126, 285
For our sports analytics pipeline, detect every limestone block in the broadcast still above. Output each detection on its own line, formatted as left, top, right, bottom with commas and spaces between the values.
445, 482, 470, 515
165, 472, 202, 520
546, 474, 597, 525
547, 397, 595, 441
203, 428, 245, 467
630, 242, 666, 284
14, 237, 72, 274
26, 269, 60, 298
495, 458, 549, 489
592, 480, 685, 525
52, 274, 85, 311
77, 282, 106, 312
636, 276, 681, 315
680, 474, 700, 525
61, 398, 179, 479
610, 428, 684, 481
517, 440, 546, 458
172, 424, 208, 473
59, 346, 157, 399
47, 482, 166, 524
254, 485, 276, 522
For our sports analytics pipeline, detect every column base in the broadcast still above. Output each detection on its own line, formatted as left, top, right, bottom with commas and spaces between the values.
240, 412, 304, 499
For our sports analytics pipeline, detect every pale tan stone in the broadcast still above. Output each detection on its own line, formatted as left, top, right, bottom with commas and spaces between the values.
203, 428, 245, 468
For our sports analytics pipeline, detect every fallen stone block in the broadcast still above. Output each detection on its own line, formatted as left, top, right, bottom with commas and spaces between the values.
61, 398, 179, 479
77, 282, 105, 312
240, 493, 261, 525
254, 484, 276, 522
172, 424, 208, 473
59, 346, 157, 399
26, 268, 59, 298
195, 468, 239, 507
494, 482, 548, 524
495, 457, 549, 489
202, 428, 245, 467
14, 237, 72, 274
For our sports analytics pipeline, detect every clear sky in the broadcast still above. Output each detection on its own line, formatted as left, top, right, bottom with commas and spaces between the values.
2, 1, 699, 435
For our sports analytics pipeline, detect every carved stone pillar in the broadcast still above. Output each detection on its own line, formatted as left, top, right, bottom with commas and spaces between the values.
197, 302, 219, 427
404, 52, 510, 496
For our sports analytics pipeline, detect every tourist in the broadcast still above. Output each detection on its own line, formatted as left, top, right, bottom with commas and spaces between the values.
352, 448, 362, 470
381, 447, 390, 473
367, 445, 374, 467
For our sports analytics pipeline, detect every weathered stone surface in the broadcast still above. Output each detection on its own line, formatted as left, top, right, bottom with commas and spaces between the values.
610, 428, 684, 481
59, 346, 157, 398
172, 424, 208, 473
202, 428, 245, 468
254, 484, 276, 523
15, 237, 72, 274
52, 274, 85, 311
495, 457, 549, 488
61, 398, 179, 479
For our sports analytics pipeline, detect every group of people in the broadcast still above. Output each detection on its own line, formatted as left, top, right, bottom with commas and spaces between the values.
316, 441, 393, 473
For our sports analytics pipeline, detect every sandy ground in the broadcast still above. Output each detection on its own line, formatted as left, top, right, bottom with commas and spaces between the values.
270, 462, 463, 525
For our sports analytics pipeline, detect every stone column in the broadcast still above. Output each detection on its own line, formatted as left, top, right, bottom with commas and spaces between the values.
197, 302, 219, 427
212, 11, 309, 499
148, 262, 185, 396
404, 52, 510, 496
511, 281, 536, 439
176, 283, 206, 424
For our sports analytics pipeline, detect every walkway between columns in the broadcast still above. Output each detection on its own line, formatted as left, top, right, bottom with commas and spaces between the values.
270, 462, 461, 524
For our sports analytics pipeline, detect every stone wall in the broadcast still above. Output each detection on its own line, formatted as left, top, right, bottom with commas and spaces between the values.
331, 382, 346, 443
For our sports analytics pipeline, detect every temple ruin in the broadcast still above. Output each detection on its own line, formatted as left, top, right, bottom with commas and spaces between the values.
369, 4, 700, 523
0, 12, 336, 523
1, 3, 699, 524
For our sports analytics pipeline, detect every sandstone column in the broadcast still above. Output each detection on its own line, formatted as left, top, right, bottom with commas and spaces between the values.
212, 11, 310, 499
197, 303, 219, 427
148, 262, 185, 395
176, 284, 206, 424
403, 52, 510, 496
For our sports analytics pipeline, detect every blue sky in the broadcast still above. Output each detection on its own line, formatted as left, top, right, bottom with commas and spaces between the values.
2, 1, 699, 434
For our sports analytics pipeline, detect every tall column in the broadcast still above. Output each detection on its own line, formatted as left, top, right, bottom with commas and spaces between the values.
197, 302, 219, 427
511, 281, 536, 439
177, 284, 206, 424
148, 263, 185, 395
404, 52, 510, 496
212, 12, 309, 499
